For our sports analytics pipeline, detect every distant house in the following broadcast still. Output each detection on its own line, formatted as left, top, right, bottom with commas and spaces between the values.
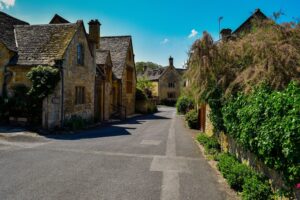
220, 8, 268, 41
138, 57, 186, 104
0, 11, 137, 128
99, 36, 136, 118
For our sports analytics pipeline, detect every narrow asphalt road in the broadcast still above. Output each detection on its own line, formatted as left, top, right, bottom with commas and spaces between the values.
0, 106, 235, 200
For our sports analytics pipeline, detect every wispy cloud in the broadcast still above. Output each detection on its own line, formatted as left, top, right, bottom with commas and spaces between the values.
188, 29, 198, 38
0, 0, 15, 9
160, 38, 169, 45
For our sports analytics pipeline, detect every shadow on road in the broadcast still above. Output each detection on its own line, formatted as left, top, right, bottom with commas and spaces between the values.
43, 113, 170, 141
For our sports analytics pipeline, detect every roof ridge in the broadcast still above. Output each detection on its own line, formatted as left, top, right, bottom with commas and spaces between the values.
0, 11, 29, 25
101, 35, 131, 38
14, 23, 77, 28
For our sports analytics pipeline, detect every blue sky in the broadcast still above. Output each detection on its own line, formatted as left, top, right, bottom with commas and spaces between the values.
1, 0, 300, 68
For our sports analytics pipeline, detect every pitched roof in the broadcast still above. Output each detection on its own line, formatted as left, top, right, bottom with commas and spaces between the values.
233, 9, 268, 35
0, 11, 29, 51
95, 50, 110, 65
100, 36, 131, 79
176, 68, 187, 76
49, 14, 70, 24
12, 23, 78, 66
139, 67, 166, 81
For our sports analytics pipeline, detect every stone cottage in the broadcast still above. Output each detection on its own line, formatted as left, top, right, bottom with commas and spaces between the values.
138, 57, 186, 104
99, 36, 136, 118
49, 15, 137, 119
0, 11, 137, 128
0, 13, 97, 128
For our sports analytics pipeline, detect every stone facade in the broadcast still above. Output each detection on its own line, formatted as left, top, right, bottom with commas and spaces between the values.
157, 66, 181, 102
0, 11, 137, 128
122, 48, 136, 116
0, 42, 14, 95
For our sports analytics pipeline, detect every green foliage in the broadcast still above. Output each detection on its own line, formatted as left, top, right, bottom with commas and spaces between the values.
222, 82, 300, 186
27, 66, 60, 99
160, 99, 176, 107
242, 176, 273, 200
217, 153, 273, 199
135, 61, 162, 74
135, 88, 147, 101
176, 96, 194, 114
147, 104, 158, 114
6, 84, 42, 123
197, 134, 220, 156
64, 115, 91, 131
185, 109, 198, 129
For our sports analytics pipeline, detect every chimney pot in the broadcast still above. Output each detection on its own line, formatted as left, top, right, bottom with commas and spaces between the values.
169, 56, 174, 66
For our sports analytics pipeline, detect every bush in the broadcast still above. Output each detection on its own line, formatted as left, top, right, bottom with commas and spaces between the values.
147, 104, 158, 114
176, 96, 194, 114
218, 153, 273, 197
226, 163, 253, 191
185, 109, 198, 129
27, 66, 60, 99
222, 81, 300, 186
242, 176, 273, 200
64, 115, 90, 131
160, 99, 176, 107
136, 88, 147, 101
197, 134, 220, 155
217, 153, 238, 179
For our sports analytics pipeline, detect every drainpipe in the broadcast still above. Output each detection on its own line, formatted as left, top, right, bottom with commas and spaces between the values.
55, 60, 64, 128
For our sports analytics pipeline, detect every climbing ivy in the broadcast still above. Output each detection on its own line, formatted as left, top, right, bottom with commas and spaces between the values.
26, 66, 60, 99
222, 81, 300, 187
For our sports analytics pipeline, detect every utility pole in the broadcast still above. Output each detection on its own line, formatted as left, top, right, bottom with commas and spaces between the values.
218, 16, 223, 40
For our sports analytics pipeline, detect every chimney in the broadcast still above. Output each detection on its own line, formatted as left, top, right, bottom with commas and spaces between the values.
88, 19, 101, 49
169, 56, 174, 66
220, 28, 232, 41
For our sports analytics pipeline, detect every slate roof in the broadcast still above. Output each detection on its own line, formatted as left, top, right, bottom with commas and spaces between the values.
95, 50, 110, 65
233, 9, 268, 36
12, 23, 78, 66
138, 65, 186, 81
0, 11, 29, 51
100, 36, 131, 79
49, 14, 70, 24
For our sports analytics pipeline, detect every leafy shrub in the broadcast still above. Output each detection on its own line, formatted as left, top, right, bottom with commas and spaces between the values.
176, 96, 194, 114
185, 109, 198, 129
226, 163, 253, 191
64, 115, 90, 131
147, 104, 158, 114
27, 66, 60, 99
7, 84, 42, 123
218, 153, 273, 197
217, 153, 239, 179
197, 134, 220, 155
222, 81, 300, 186
136, 88, 147, 101
242, 175, 273, 200
160, 99, 176, 107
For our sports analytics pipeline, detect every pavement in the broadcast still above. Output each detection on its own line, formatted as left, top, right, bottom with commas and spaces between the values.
0, 106, 237, 200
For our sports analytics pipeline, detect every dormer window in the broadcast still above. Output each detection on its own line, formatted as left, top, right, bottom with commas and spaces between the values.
77, 44, 84, 65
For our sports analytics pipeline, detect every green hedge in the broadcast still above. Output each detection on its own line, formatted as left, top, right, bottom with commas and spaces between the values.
185, 109, 198, 129
176, 96, 194, 114
222, 82, 300, 186
217, 153, 273, 199
197, 134, 220, 155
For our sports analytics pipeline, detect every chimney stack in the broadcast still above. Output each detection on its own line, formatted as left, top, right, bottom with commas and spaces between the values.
220, 28, 232, 41
88, 19, 101, 49
169, 56, 174, 66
